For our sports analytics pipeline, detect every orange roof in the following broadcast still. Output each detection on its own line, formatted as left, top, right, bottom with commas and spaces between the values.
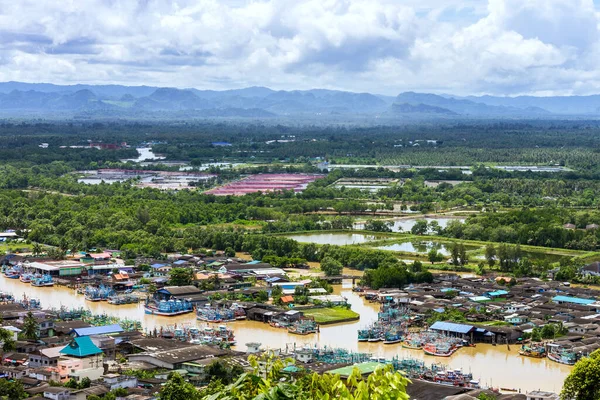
280, 295, 294, 303
113, 272, 129, 280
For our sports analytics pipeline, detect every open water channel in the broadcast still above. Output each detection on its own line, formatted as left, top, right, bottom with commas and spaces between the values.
0, 275, 571, 392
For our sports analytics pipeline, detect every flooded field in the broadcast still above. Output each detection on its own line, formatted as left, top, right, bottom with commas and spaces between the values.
121, 147, 165, 162
0, 275, 571, 392
354, 217, 465, 233
284, 232, 388, 245
376, 241, 458, 256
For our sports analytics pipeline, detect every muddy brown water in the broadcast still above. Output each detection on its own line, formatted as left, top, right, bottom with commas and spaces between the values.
0, 275, 570, 392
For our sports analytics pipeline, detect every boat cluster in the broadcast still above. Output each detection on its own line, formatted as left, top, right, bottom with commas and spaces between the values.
84, 285, 116, 301
402, 331, 471, 357
196, 303, 246, 322
149, 323, 236, 347
0, 291, 41, 310
3, 265, 55, 287
357, 305, 412, 344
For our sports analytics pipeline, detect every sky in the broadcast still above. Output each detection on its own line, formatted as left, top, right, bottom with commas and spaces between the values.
0, 0, 599, 96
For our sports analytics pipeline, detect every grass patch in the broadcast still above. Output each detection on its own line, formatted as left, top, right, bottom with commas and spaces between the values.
480, 320, 511, 327
301, 307, 359, 324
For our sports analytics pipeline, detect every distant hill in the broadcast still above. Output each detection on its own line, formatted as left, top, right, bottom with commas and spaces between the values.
4, 81, 600, 118
391, 92, 551, 116
389, 102, 457, 115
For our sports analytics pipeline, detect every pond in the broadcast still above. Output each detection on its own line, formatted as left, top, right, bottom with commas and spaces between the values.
120, 147, 166, 162
284, 232, 388, 246
354, 217, 465, 233
376, 240, 480, 256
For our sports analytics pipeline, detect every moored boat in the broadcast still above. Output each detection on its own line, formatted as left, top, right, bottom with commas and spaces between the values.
144, 299, 194, 316
519, 344, 546, 358
288, 318, 318, 335
31, 274, 54, 287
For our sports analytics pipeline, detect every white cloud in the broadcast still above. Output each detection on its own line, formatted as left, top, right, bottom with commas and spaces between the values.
0, 0, 598, 95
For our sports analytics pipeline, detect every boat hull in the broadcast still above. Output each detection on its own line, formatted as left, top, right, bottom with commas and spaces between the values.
144, 306, 194, 316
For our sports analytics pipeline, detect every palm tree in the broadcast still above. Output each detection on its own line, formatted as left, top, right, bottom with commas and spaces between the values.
32, 243, 42, 256
22, 311, 39, 340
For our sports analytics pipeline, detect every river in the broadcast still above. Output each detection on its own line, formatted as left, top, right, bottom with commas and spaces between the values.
0, 275, 571, 392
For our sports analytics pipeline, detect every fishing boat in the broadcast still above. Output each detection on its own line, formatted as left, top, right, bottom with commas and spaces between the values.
197, 304, 237, 323
368, 330, 383, 342
383, 330, 402, 344
519, 344, 546, 358
4, 267, 20, 279
423, 343, 457, 357
402, 337, 423, 350
107, 294, 140, 305
31, 274, 54, 287
548, 350, 578, 365
288, 318, 318, 335
85, 285, 115, 301
19, 273, 33, 283
144, 299, 194, 316
431, 369, 475, 386
357, 329, 370, 342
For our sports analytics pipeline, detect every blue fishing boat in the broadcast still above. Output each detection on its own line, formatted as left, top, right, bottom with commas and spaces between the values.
85, 285, 115, 301
144, 299, 194, 316
31, 274, 54, 287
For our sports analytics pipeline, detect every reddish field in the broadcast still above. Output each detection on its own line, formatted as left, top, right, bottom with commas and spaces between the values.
205, 173, 322, 196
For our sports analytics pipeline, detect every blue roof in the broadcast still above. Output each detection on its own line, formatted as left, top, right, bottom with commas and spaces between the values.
487, 290, 509, 296
440, 288, 456, 292
173, 260, 187, 265
246, 260, 261, 265
430, 321, 474, 334
151, 263, 168, 269
72, 324, 123, 337
60, 336, 102, 357
552, 295, 596, 305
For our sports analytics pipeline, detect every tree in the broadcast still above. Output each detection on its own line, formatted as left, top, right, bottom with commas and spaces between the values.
427, 249, 443, 264
561, 349, 600, 400
450, 244, 460, 266
271, 285, 283, 305
320, 256, 343, 276
458, 243, 468, 266
0, 379, 27, 399
158, 373, 201, 400
485, 244, 496, 267
168, 268, 194, 286
411, 219, 429, 235
0, 328, 16, 366
22, 311, 38, 340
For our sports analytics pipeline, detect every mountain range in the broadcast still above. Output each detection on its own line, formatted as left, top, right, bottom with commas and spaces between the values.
2, 81, 600, 118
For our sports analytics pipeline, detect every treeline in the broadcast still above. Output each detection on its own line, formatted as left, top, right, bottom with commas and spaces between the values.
442, 208, 600, 250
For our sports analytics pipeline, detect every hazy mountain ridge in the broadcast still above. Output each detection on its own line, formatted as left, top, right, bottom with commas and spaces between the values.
2, 81, 600, 118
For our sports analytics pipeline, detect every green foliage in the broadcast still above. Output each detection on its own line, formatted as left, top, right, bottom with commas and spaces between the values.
168, 267, 194, 286
0, 379, 27, 399
561, 349, 600, 400
320, 256, 343, 276
159, 373, 201, 400
22, 311, 39, 340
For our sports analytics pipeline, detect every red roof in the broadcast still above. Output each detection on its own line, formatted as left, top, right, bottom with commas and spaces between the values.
280, 295, 294, 303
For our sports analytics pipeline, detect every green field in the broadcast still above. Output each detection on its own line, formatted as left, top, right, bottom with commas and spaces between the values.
301, 307, 360, 324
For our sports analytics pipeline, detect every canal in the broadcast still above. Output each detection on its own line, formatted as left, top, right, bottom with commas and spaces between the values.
0, 275, 571, 392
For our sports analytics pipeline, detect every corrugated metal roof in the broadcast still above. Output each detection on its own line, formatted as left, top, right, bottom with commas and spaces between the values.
60, 336, 102, 357
429, 321, 474, 334
72, 324, 124, 336
552, 295, 596, 305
